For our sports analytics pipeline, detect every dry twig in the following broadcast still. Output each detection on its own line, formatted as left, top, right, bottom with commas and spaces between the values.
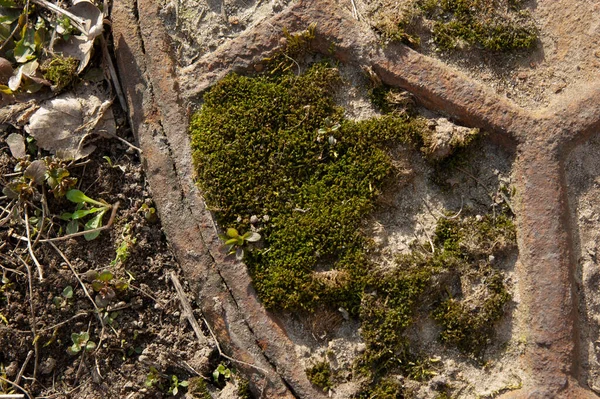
23, 205, 44, 281
14, 256, 39, 387
169, 272, 207, 346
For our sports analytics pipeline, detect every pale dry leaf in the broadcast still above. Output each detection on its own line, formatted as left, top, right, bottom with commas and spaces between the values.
25, 87, 115, 160
51, 0, 103, 73
6, 132, 26, 158
53, 35, 94, 74
69, 0, 103, 41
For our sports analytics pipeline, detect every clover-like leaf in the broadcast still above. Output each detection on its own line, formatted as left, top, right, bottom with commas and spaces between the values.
62, 285, 73, 299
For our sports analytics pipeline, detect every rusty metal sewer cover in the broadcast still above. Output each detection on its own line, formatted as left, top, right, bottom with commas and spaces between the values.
112, 0, 600, 397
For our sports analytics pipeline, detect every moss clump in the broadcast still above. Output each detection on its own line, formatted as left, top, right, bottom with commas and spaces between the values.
357, 378, 405, 399
191, 63, 426, 313
432, 271, 510, 354
187, 377, 211, 399
41, 56, 78, 91
373, 0, 537, 52
237, 378, 252, 399
357, 213, 516, 381
422, 0, 537, 52
306, 361, 333, 391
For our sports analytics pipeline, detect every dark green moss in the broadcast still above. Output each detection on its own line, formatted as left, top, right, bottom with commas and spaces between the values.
191, 63, 425, 313
357, 378, 405, 399
306, 361, 333, 391
432, 271, 510, 355
356, 213, 516, 383
191, 53, 516, 395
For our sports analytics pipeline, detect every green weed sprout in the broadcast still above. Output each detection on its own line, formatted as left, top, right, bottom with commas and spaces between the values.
220, 227, 260, 260
87, 270, 128, 308
168, 375, 189, 396
62, 189, 111, 240
67, 332, 96, 355
212, 363, 231, 386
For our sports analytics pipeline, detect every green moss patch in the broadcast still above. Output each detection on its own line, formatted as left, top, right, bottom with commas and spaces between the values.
191, 63, 425, 313
190, 53, 516, 395
41, 56, 78, 91
306, 361, 333, 391
357, 213, 515, 383
373, 0, 537, 52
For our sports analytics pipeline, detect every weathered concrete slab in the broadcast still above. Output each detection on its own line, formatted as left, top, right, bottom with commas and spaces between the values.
112, 0, 600, 396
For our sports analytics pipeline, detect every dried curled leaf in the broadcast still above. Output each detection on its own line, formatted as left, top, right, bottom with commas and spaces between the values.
25, 87, 115, 160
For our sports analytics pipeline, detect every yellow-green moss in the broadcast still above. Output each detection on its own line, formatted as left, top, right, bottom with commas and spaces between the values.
377, 0, 537, 52
306, 361, 333, 391
41, 56, 78, 91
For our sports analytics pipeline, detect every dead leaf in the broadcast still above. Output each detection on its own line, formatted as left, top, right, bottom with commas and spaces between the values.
24, 159, 47, 184
52, 35, 93, 74
25, 86, 115, 160
51, 1, 102, 74
69, 0, 103, 41
6, 132, 25, 158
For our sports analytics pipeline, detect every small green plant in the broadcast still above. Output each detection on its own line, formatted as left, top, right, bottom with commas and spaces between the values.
53, 285, 73, 308
67, 332, 96, 355
138, 202, 158, 223
86, 270, 128, 308
111, 224, 136, 266
212, 363, 231, 386
61, 189, 112, 240
145, 366, 163, 389
220, 227, 261, 260
145, 367, 189, 396
167, 374, 189, 396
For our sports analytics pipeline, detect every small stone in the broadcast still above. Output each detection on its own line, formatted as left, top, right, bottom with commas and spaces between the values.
263, 215, 270, 222
356, 343, 366, 353
40, 357, 56, 375
250, 215, 259, 224
0, 57, 13, 85
475, 214, 483, 221
5, 362, 18, 377
488, 255, 495, 263
517, 71, 528, 80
